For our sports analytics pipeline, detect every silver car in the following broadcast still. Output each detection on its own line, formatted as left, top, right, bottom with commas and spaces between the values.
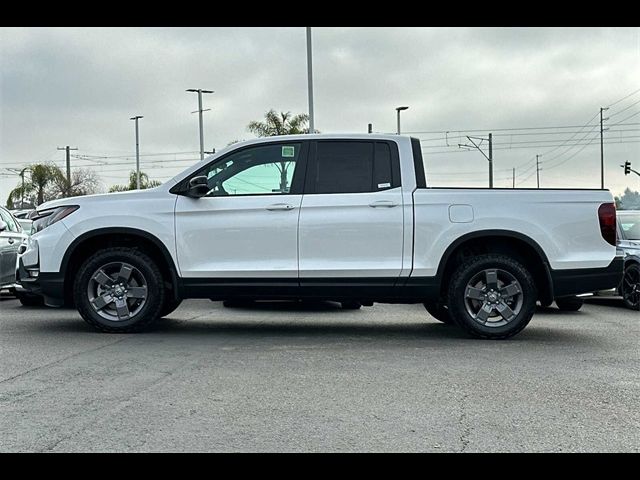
617, 210, 640, 310
0, 207, 43, 305
0, 206, 28, 292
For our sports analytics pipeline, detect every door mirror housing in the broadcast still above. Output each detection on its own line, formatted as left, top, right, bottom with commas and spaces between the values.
186, 176, 210, 198
0, 220, 7, 232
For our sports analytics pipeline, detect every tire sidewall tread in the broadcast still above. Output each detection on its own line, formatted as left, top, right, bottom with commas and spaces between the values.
73, 247, 165, 333
447, 254, 537, 340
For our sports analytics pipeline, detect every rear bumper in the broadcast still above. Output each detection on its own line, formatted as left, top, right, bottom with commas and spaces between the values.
16, 256, 64, 307
550, 256, 624, 298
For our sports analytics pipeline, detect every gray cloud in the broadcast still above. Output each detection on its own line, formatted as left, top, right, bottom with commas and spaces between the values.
1, 27, 639, 198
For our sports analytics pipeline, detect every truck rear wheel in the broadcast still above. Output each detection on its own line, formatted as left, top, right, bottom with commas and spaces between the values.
447, 254, 537, 339
423, 302, 453, 324
73, 247, 164, 333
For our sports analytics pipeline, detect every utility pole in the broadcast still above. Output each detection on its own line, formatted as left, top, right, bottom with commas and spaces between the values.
536, 154, 540, 188
20, 168, 25, 207
130, 116, 143, 189
6, 167, 30, 207
57, 145, 78, 195
186, 88, 214, 161
600, 107, 609, 189
512, 167, 516, 189
459, 134, 494, 188
306, 27, 315, 134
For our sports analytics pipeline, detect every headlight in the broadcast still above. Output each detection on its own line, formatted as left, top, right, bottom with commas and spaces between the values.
32, 206, 79, 233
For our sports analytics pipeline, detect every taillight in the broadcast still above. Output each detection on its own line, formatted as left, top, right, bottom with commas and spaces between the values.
598, 203, 617, 246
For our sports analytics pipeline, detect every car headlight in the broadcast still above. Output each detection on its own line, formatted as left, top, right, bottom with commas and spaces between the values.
32, 206, 79, 233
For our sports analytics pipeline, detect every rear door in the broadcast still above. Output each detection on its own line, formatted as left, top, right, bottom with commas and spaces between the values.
297, 140, 404, 284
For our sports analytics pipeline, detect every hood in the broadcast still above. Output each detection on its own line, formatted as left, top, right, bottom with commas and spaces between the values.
36, 186, 167, 211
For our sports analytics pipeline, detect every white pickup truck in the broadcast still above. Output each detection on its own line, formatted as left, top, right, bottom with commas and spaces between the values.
16, 134, 623, 339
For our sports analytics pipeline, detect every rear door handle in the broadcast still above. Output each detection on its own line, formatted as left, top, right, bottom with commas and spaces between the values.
369, 200, 398, 208
266, 203, 295, 211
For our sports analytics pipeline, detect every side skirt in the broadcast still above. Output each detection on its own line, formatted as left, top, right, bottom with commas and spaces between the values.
178, 277, 441, 303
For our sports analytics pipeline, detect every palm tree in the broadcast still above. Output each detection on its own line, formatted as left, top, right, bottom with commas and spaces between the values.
109, 171, 162, 192
6, 163, 64, 208
246, 110, 311, 191
247, 110, 310, 137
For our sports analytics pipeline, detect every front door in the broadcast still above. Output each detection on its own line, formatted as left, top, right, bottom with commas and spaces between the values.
174, 141, 308, 281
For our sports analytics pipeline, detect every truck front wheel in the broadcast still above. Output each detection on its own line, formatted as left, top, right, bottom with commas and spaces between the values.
447, 254, 537, 339
73, 247, 165, 333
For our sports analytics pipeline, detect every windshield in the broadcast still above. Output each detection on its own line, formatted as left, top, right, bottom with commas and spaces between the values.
619, 213, 640, 240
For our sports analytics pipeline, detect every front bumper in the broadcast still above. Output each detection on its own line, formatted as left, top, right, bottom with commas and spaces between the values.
551, 255, 624, 298
16, 256, 64, 307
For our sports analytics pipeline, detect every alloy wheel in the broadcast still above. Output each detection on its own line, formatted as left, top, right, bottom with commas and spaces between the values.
464, 268, 524, 327
86, 262, 148, 321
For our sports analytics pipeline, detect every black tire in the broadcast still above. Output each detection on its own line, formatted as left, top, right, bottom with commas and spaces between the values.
423, 302, 454, 324
341, 301, 362, 310
160, 297, 183, 317
17, 292, 44, 307
447, 254, 537, 340
222, 299, 255, 308
555, 296, 584, 311
73, 247, 164, 333
621, 263, 640, 310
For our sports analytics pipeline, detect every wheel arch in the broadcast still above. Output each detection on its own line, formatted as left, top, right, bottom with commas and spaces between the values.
435, 229, 554, 305
61, 227, 179, 305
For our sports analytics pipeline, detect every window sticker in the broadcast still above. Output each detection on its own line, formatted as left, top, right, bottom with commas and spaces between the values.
282, 146, 295, 158
378, 182, 391, 189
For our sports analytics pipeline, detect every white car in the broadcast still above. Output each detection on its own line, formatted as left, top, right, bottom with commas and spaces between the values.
16, 134, 623, 339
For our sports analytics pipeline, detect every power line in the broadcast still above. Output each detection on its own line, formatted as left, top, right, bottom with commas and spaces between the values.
610, 110, 640, 126
606, 86, 640, 109
609, 98, 640, 118
421, 138, 640, 155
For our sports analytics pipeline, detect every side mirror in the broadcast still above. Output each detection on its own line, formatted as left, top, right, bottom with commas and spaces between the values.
0, 220, 7, 232
186, 176, 210, 198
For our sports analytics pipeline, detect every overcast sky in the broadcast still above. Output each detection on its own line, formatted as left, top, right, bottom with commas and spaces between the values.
1, 26, 639, 201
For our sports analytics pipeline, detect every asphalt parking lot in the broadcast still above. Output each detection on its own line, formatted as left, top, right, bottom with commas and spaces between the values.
0, 296, 638, 452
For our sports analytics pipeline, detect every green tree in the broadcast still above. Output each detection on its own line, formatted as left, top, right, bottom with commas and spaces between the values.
615, 188, 640, 210
6, 163, 65, 208
109, 171, 162, 193
247, 110, 310, 137
246, 110, 312, 191
51, 168, 101, 199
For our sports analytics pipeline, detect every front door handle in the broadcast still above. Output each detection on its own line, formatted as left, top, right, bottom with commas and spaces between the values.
266, 203, 295, 211
369, 200, 399, 208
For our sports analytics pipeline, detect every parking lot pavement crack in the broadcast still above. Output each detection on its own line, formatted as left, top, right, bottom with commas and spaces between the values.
458, 393, 471, 453
0, 337, 131, 385
38, 368, 177, 452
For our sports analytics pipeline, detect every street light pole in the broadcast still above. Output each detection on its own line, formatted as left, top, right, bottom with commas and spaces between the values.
306, 27, 315, 134
396, 106, 409, 135
130, 116, 143, 189
186, 88, 214, 160
488, 133, 493, 189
